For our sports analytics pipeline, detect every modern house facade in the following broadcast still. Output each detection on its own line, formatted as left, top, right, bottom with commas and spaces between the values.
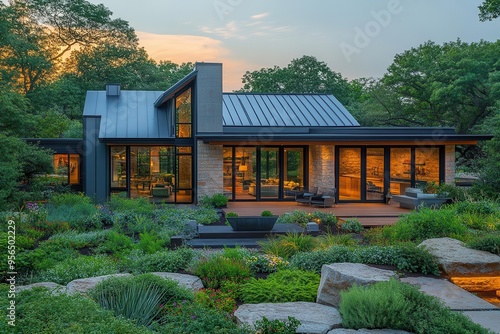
78, 62, 490, 204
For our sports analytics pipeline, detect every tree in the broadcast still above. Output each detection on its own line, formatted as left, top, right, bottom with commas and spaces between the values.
240, 56, 351, 105
479, 0, 500, 21
0, 88, 35, 137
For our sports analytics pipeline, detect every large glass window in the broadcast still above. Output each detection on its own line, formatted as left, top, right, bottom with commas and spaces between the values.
53, 153, 81, 185
175, 88, 192, 138
415, 147, 440, 188
223, 147, 234, 200
260, 148, 279, 199
284, 148, 304, 198
390, 148, 412, 195
366, 148, 384, 200
338, 148, 361, 200
235, 147, 257, 200
176, 146, 193, 203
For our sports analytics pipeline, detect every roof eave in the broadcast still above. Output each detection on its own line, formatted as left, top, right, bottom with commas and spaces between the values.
153, 70, 197, 107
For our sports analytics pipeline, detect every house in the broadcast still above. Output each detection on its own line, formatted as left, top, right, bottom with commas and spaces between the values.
65, 62, 491, 204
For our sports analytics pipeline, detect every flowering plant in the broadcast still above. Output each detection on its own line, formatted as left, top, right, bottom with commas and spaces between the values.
245, 254, 289, 273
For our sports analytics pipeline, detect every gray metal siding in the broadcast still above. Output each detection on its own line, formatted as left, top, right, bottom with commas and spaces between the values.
222, 93, 359, 127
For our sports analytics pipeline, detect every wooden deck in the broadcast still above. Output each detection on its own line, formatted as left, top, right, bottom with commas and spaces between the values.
224, 202, 409, 227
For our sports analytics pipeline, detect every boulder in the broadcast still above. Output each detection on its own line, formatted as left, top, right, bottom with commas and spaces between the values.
328, 330, 412, 334
235, 302, 341, 334
66, 273, 131, 295
418, 238, 500, 277
150, 272, 204, 292
317, 263, 398, 307
16, 282, 66, 294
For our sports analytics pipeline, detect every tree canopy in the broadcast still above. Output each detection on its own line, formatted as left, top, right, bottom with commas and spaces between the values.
479, 0, 500, 21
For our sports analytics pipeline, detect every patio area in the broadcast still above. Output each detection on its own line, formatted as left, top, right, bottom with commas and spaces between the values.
224, 201, 409, 227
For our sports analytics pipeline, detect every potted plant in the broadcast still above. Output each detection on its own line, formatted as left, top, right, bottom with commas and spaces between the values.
226, 212, 278, 231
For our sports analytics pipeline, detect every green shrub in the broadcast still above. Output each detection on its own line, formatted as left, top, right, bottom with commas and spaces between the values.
225, 212, 239, 218
309, 210, 338, 227
467, 234, 500, 255
0, 287, 154, 334
120, 248, 194, 274
288, 246, 353, 273
108, 195, 156, 215
240, 269, 320, 304
454, 200, 499, 216
314, 233, 359, 250
437, 183, 468, 202
155, 301, 250, 334
35, 255, 118, 285
245, 254, 289, 273
192, 255, 252, 289
49, 229, 112, 249
198, 193, 228, 208
16, 239, 79, 272
385, 207, 468, 242
258, 232, 315, 259
95, 230, 134, 254
153, 207, 219, 227
340, 279, 491, 333
220, 246, 251, 261
194, 288, 238, 317
135, 231, 166, 254
277, 210, 310, 226
260, 210, 273, 217
340, 218, 364, 233
254, 316, 301, 334
46, 194, 102, 231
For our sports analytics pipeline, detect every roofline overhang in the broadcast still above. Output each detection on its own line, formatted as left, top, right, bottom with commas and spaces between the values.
153, 70, 197, 107
99, 138, 177, 145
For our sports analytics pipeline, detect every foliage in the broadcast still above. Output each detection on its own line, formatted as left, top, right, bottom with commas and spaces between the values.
239, 55, 351, 106
239, 269, 320, 304
192, 254, 252, 289
95, 230, 134, 255
476, 110, 500, 198
34, 255, 118, 285
48, 229, 112, 249
135, 231, 166, 254
198, 193, 228, 208
479, 0, 500, 21
314, 233, 359, 250
436, 183, 469, 202
16, 239, 79, 273
467, 233, 500, 255
254, 316, 301, 334
288, 244, 440, 275
340, 279, 491, 333
120, 248, 194, 274
340, 218, 364, 233
46, 194, 102, 231
0, 287, 154, 334
153, 206, 220, 227
245, 254, 289, 273
277, 210, 337, 229
225, 211, 239, 218
384, 207, 468, 243
260, 210, 273, 217
258, 232, 315, 259
194, 288, 238, 318
108, 195, 156, 215
155, 301, 250, 334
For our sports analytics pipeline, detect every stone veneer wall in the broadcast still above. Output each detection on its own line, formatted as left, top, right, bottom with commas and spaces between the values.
444, 145, 455, 184
196, 140, 223, 201
308, 145, 335, 191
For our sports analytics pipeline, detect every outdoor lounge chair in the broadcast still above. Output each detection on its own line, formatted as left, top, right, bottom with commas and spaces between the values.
295, 187, 318, 205
310, 188, 337, 207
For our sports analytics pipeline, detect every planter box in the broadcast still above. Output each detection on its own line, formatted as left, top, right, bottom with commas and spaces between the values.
226, 216, 278, 231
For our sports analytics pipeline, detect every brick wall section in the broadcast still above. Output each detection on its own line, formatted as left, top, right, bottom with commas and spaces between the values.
308, 145, 335, 191
444, 145, 455, 184
197, 140, 223, 201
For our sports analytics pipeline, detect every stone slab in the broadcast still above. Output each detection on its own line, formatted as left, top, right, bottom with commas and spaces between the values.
235, 302, 341, 334
401, 277, 498, 310
462, 311, 500, 334
66, 273, 131, 295
317, 263, 397, 307
418, 238, 500, 277
150, 272, 204, 292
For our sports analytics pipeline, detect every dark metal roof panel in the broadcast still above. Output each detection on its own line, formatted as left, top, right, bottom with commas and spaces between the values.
222, 93, 358, 127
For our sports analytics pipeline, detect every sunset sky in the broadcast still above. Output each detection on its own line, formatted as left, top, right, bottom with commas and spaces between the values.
77, 1, 500, 90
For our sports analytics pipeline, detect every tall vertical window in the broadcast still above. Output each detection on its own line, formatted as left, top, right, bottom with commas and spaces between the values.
176, 146, 193, 203
175, 88, 192, 138
53, 154, 81, 185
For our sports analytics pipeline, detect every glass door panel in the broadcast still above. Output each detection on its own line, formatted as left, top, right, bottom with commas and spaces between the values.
110, 146, 127, 189
235, 147, 256, 200
390, 148, 411, 195
260, 148, 280, 199
415, 147, 439, 189
339, 148, 361, 200
284, 148, 304, 198
223, 147, 233, 200
365, 148, 384, 201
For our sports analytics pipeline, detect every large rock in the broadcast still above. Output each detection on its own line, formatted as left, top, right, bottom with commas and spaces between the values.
317, 263, 398, 307
235, 302, 341, 334
150, 272, 204, 292
419, 238, 500, 277
16, 282, 66, 294
66, 274, 131, 295
328, 330, 412, 334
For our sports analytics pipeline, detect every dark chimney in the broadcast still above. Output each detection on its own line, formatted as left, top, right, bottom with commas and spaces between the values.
106, 83, 121, 96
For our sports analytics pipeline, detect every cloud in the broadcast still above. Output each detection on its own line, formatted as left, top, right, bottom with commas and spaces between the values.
200, 21, 247, 40
251, 12, 269, 20
135, 31, 256, 91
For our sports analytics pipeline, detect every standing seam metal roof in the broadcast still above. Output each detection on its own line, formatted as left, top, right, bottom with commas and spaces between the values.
222, 93, 359, 127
